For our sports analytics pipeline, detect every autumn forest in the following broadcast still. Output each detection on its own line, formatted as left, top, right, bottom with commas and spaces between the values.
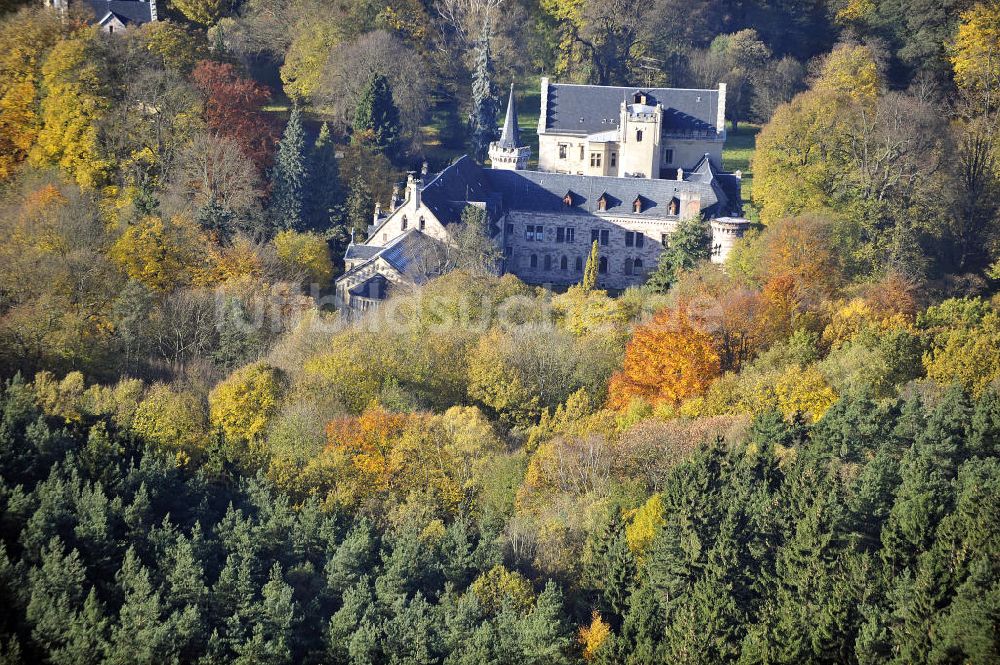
1, 0, 1000, 662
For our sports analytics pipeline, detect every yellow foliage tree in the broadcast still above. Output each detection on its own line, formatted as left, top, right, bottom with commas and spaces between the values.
109, 215, 212, 291
924, 310, 1000, 396
209, 364, 285, 443
950, 2, 1000, 109
773, 364, 838, 422
814, 44, 881, 102
469, 565, 535, 615
280, 20, 344, 102
0, 9, 64, 180
625, 493, 664, 559
132, 383, 210, 463
579, 611, 612, 661
751, 90, 851, 225
607, 307, 721, 409
31, 32, 110, 188
171, 0, 229, 25
274, 230, 334, 286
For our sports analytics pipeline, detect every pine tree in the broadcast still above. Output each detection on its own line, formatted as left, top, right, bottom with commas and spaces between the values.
306, 122, 342, 233
646, 216, 710, 292
353, 74, 401, 156
582, 240, 600, 291
270, 106, 307, 231
345, 176, 375, 241
469, 31, 498, 163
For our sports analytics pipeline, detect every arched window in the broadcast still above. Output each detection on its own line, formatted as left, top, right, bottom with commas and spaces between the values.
530, 254, 538, 268
560, 255, 568, 270
401, 216, 408, 230
544, 255, 552, 270
575, 256, 583, 271
624, 258, 634, 275
598, 256, 608, 274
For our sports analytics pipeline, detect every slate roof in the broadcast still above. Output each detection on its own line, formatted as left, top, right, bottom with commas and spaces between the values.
484, 169, 730, 217
380, 230, 444, 276
497, 84, 522, 150
88, 0, 155, 24
543, 83, 720, 135
419, 156, 503, 226
344, 243, 381, 262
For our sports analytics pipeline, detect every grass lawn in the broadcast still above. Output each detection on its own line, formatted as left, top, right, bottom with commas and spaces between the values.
722, 122, 759, 215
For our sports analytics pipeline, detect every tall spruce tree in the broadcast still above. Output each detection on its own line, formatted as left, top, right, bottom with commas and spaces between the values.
269, 106, 307, 231
306, 122, 342, 234
353, 74, 401, 157
469, 30, 499, 163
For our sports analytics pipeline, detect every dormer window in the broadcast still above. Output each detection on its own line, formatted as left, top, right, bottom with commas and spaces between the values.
597, 195, 608, 211
633, 197, 643, 213
633, 92, 647, 104
563, 192, 574, 207
669, 197, 680, 215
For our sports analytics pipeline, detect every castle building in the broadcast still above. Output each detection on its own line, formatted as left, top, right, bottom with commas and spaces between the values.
536, 78, 726, 179
45, 0, 157, 33
335, 84, 747, 312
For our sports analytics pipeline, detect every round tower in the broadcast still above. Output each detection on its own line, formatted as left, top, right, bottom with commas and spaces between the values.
710, 217, 750, 264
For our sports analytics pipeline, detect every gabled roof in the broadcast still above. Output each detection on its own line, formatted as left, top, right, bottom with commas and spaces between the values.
344, 243, 381, 262
419, 155, 503, 225
497, 83, 522, 150
484, 169, 724, 217
87, 0, 154, 24
542, 83, 719, 135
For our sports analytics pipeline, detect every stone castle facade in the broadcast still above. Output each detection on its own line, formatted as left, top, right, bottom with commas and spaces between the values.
335, 84, 748, 312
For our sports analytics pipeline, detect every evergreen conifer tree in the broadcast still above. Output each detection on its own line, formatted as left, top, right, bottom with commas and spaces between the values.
345, 176, 375, 241
269, 106, 307, 231
469, 30, 498, 162
582, 240, 600, 290
306, 122, 342, 233
353, 74, 401, 156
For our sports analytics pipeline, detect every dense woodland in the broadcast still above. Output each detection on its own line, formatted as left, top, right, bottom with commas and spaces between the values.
1, 0, 1000, 662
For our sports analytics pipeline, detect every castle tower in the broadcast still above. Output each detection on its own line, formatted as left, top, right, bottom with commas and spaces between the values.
618, 92, 662, 179
489, 84, 531, 170
710, 217, 750, 264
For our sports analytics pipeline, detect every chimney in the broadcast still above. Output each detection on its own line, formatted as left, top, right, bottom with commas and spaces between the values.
538, 77, 549, 135
421, 161, 429, 176
716, 82, 727, 135
406, 172, 422, 209
373, 201, 382, 225
390, 185, 401, 211
676, 168, 683, 181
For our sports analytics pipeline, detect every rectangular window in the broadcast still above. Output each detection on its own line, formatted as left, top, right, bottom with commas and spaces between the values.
610, 153, 617, 167
661, 233, 669, 247
635, 233, 645, 248
636, 130, 643, 142
525, 225, 535, 241
579, 145, 585, 160
556, 227, 565, 243
663, 148, 674, 164
536, 225, 544, 242
558, 144, 568, 159
625, 231, 634, 247
505, 222, 514, 235
566, 228, 575, 244
504, 246, 512, 258
600, 230, 609, 246
591, 229, 600, 244
590, 153, 602, 168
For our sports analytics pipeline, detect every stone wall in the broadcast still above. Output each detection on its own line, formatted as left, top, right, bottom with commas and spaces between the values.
500, 210, 680, 290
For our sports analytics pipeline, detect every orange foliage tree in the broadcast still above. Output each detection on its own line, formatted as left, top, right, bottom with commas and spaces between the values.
325, 405, 423, 494
607, 306, 721, 409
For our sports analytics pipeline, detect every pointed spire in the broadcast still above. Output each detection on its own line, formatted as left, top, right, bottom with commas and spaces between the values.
497, 82, 521, 150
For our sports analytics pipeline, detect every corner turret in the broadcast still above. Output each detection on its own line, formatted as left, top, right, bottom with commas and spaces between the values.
489, 83, 531, 170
